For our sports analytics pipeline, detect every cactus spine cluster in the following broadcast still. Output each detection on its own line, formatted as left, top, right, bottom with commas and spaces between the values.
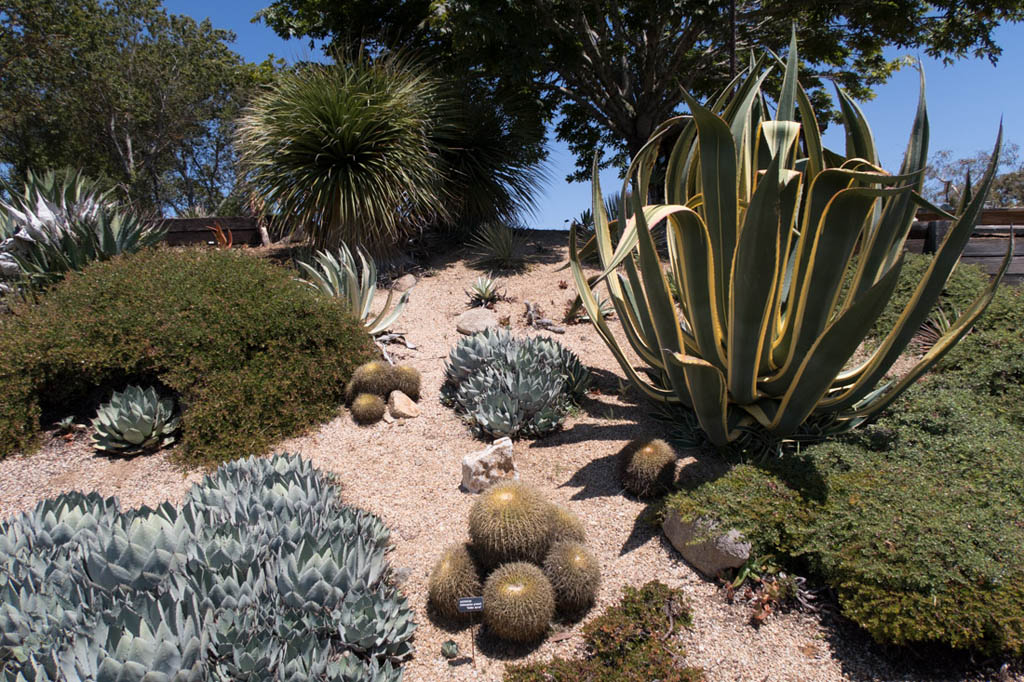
469, 481, 554, 567
351, 393, 387, 424
543, 541, 601, 615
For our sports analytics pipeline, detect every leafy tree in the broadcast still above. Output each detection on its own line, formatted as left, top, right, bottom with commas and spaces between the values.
925, 143, 1024, 208
0, 0, 275, 215
257, 0, 1024, 181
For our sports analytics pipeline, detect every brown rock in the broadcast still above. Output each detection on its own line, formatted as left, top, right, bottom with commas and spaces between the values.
388, 391, 420, 419
393, 273, 417, 292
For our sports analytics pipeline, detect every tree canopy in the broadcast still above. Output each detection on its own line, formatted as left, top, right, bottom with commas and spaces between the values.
1, 0, 277, 215
258, 0, 1024, 181
926, 143, 1024, 208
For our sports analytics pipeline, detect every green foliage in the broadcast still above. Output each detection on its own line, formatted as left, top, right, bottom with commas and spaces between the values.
90, 384, 179, 456
571, 34, 1006, 447
466, 275, 503, 307
925, 142, 1024, 208
0, 169, 166, 290
296, 243, 409, 335
543, 541, 601, 615
482, 562, 555, 643
0, 249, 376, 464
548, 503, 587, 545
0, 0, 270, 214
351, 393, 387, 425
469, 222, 528, 271
391, 365, 421, 402
469, 482, 554, 568
505, 582, 702, 682
666, 283, 1024, 656
442, 328, 590, 439
617, 438, 677, 499
427, 544, 483, 621
0, 453, 413, 680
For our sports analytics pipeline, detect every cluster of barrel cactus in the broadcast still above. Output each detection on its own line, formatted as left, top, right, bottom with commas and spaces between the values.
346, 361, 422, 425
442, 328, 590, 439
0, 453, 414, 681
427, 482, 600, 643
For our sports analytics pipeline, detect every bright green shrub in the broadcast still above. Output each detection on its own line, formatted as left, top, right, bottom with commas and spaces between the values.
0, 453, 413, 680
0, 249, 376, 463
505, 582, 702, 682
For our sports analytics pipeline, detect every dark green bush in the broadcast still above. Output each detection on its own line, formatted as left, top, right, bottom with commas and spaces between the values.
0, 248, 376, 463
504, 581, 703, 682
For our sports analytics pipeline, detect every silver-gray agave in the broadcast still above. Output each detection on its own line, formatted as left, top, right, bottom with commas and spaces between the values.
90, 385, 179, 456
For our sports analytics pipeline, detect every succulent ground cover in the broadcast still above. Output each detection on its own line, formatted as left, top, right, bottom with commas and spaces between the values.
0, 248, 376, 464
0, 453, 414, 681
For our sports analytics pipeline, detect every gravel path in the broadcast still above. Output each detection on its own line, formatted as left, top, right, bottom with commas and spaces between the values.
0, 232, 1018, 682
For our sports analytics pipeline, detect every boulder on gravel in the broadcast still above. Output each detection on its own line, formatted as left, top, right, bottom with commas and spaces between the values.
662, 510, 750, 578
388, 391, 420, 419
461, 437, 517, 493
456, 308, 498, 335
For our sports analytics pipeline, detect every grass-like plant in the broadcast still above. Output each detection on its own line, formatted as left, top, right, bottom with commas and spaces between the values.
236, 51, 450, 256
569, 32, 1010, 447
469, 221, 528, 271
296, 243, 408, 335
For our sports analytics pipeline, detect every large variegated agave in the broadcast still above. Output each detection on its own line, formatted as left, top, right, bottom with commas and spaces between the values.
569, 34, 1010, 447
0, 453, 415, 681
90, 385, 179, 456
296, 242, 409, 335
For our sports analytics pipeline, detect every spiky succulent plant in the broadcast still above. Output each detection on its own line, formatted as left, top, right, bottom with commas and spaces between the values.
351, 393, 387, 425
428, 544, 482, 621
469, 221, 528, 270
468, 481, 554, 568
90, 385, 179, 456
482, 562, 555, 643
0, 453, 414, 681
443, 328, 590, 439
391, 365, 421, 402
466, 275, 504, 307
617, 438, 677, 498
543, 541, 601, 616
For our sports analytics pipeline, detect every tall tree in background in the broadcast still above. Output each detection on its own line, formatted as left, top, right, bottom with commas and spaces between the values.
926, 143, 1024, 208
0, 0, 274, 215
258, 0, 1024, 180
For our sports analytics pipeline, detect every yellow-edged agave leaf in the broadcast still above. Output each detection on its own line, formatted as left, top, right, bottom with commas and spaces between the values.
570, 33, 1006, 447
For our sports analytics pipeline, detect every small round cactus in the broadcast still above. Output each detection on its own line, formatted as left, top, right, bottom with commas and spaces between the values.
350, 393, 387, 425
548, 503, 587, 545
469, 482, 553, 568
617, 438, 677, 498
346, 360, 393, 402
392, 365, 421, 402
428, 544, 482, 621
483, 562, 555, 643
543, 541, 600, 616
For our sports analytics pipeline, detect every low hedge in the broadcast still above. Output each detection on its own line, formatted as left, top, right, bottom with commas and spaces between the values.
0, 248, 377, 464
666, 277, 1024, 656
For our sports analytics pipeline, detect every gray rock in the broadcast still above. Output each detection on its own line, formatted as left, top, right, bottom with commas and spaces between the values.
662, 510, 750, 579
456, 308, 498, 335
388, 390, 420, 419
393, 273, 417, 292
461, 437, 518, 493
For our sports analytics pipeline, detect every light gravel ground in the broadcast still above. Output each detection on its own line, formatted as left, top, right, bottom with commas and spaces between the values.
0, 231, 1019, 682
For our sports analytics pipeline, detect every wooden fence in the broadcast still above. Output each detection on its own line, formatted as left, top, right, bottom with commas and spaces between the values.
907, 207, 1024, 283
151, 217, 262, 247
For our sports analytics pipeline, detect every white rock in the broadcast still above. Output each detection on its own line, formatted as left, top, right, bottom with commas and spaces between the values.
662, 510, 750, 579
393, 273, 417, 292
461, 437, 518, 493
388, 391, 420, 419
456, 308, 498, 335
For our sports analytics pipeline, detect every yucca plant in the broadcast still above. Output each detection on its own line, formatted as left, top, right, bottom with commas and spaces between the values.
470, 221, 528, 270
236, 51, 450, 256
569, 33, 1010, 447
296, 242, 408, 335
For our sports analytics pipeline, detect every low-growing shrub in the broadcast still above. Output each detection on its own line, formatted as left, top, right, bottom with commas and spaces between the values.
504, 581, 702, 682
0, 249, 377, 463
0, 453, 414, 680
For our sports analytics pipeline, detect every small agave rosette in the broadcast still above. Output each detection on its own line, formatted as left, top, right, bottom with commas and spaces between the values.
90, 384, 179, 456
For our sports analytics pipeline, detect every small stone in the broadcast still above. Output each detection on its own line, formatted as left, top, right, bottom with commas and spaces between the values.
393, 273, 417, 292
388, 391, 420, 418
662, 510, 750, 579
382, 412, 395, 424
461, 437, 518, 493
456, 308, 498, 335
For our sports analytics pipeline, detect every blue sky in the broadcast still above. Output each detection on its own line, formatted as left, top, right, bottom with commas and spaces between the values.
166, 1, 1023, 227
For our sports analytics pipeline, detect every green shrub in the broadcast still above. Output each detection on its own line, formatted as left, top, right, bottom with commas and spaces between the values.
505, 582, 702, 682
0, 249, 377, 463
0, 453, 413, 679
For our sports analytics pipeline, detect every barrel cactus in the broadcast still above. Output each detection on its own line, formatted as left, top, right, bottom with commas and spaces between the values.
428, 544, 483, 621
543, 541, 601, 615
469, 481, 554, 568
617, 438, 677, 498
90, 385, 179, 456
482, 562, 555, 643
